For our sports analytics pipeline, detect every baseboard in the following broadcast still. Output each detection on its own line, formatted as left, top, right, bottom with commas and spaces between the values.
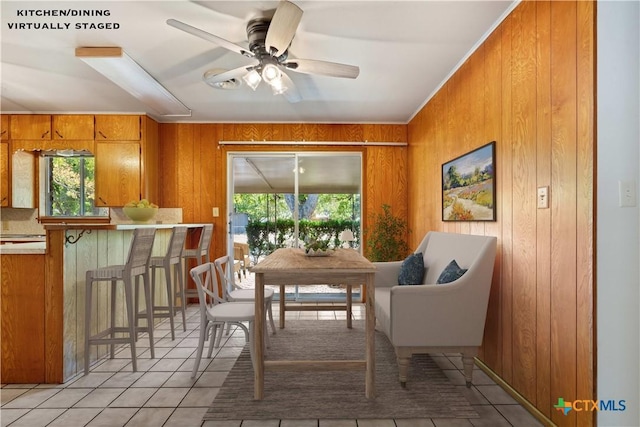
474, 358, 556, 427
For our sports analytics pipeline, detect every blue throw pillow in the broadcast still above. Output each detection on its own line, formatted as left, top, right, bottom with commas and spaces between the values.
436, 259, 468, 284
398, 253, 425, 285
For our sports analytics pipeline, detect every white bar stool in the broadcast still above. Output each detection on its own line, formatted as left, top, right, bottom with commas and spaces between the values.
84, 228, 156, 375
180, 224, 214, 303
145, 226, 188, 340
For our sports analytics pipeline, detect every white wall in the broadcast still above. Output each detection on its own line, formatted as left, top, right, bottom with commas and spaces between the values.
597, 1, 640, 426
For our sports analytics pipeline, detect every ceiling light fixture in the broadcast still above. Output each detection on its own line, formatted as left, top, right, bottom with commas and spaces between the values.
75, 47, 191, 117
239, 63, 288, 95
242, 69, 262, 91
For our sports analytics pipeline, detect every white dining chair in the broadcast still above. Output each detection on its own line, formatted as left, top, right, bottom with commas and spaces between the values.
214, 255, 276, 346
189, 262, 255, 378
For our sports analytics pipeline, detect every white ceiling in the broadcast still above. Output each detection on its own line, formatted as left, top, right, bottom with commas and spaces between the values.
0, 0, 515, 124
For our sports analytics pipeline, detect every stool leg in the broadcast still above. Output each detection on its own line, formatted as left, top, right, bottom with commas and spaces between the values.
110, 280, 117, 358
123, 276, 137, 372
84, 274, 93, 375
164, 262, 175, 340
143, 271, 155, 359
134, 276, 140, 343
175, 260, 186, 332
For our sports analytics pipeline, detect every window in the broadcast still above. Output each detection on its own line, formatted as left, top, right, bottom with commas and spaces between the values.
43, 153, 108, 217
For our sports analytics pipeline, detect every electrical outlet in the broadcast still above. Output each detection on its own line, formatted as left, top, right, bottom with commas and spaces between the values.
619, 180, 637, 207
537, 186, 549, 209
212, 207, 219, 217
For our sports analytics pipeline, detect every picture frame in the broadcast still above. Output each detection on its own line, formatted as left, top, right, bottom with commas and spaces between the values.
442, 141, 496, 221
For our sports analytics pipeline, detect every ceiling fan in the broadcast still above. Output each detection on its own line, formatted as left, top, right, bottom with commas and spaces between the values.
167, 0, 359, 103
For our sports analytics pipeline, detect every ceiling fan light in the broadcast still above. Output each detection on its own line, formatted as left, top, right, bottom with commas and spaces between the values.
270, 77, 288, 95
243, 69, 262, 91
261, 63, 281, 85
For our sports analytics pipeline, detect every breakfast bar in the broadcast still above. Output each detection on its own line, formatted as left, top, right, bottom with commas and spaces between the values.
0, 223, 208, 383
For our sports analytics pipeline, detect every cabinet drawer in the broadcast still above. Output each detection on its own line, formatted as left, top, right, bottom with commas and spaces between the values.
95, 115, 140, 141
53, 115, 94, 140
10, 115, 51, 140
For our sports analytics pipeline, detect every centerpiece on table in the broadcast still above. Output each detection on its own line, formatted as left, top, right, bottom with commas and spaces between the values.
122, 199, 159, 224
304, 238, 335, 257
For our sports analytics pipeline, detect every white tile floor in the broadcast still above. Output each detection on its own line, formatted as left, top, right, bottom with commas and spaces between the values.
1, 303, 544, 427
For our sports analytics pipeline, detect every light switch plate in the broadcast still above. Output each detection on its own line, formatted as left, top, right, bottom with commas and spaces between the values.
619, 180, 637, 207
537, 186, 549, 209
212, 207, 219, 217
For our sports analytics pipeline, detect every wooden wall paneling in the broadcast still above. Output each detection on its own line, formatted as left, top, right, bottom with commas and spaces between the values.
433, 91, 447, 235
510, 0, 538, 401
178, 125, 196, 222
575, 0, 596, 425
535, 0, 552, 417
197, 125, 219, 256
1, 254, 46, 383
550, 1, 578, 425
45, 229, 65, 382
481, 26, 503, 372
500, 13, 514, 385
392, 146, 408, 246
158, 124, 178, 208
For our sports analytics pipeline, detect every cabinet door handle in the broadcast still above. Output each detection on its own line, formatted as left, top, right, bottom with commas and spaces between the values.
55, 130, 64, 138
98, 196, 107, 206
0, 130, 6, 137
98, 131, 107, 139
41, 130, 50, 139
1, 196, 7, 202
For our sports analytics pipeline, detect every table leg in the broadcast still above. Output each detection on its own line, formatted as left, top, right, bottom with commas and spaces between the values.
346, 285, 352, 329
365, 272, 375, 398
279, 285, 285, 329
254, 274, 265, 400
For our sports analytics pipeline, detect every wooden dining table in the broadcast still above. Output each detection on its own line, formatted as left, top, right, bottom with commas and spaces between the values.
251, 247, 377, 400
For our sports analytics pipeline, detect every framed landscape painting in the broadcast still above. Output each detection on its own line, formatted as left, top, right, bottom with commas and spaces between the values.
442, 141, 496, 221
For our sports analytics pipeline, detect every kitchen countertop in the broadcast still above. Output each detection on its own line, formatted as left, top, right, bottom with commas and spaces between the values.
0, 241, 46, 254
44, 223, 210, 231
1, 224, 211, 255
0, 234, 46, 242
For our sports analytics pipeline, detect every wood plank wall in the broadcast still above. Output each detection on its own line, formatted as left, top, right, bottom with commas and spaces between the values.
407, 1, 594, 426
158, 123, 407, 260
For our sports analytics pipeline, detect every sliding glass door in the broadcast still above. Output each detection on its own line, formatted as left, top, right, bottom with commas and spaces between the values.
227, 152, 362, 302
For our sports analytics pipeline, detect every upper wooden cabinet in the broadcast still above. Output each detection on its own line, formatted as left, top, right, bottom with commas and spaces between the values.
1, 115, 9, 140
94, 115, 141, 141
10, 115, 52, 140
53, 115, 94, 140
95, 142, 141, 207
0, 142, 9, 206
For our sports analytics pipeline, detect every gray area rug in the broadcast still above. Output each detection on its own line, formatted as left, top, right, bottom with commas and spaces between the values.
204, 320, 478, 421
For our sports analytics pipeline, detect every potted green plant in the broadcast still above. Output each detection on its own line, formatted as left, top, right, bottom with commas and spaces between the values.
365, 204, 410, 262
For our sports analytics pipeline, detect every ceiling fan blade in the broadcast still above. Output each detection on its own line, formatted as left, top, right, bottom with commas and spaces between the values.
167, 19, 254, 58
202, 66, 253, 85
283, 59, 360, 79
280, 72, 302, 103
265, 1, 303, 56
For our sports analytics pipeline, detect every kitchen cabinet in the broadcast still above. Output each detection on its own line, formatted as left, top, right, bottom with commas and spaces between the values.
11, 151, 36, 208
95, 115, 140, 141
95, 142, 141, 206
1, 115, 9, 140
53, 115, 94, 140
10, 115, 51, 140
0, 142, 8, 206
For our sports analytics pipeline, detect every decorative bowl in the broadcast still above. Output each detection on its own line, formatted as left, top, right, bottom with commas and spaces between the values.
123, 207, 158, 223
